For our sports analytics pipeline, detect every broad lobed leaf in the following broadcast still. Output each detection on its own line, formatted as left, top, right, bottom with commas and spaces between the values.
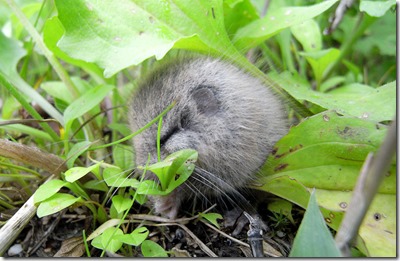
256, 111, 396, 256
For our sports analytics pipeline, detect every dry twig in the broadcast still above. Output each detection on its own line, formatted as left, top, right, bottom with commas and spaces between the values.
0, 139, 66, 256
335, 118, 396, 256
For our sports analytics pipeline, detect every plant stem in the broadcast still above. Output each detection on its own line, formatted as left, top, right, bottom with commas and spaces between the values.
156, 117, 163, 162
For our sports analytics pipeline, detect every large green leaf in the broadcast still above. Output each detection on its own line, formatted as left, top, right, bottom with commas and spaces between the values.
43, 16, 103, 76
233, 0, 338, 50
254, 111, 396, 256
223, 0, 259, 37
269, 72, 396, 123
55, 0, 237, 77
52, 0, 311, 117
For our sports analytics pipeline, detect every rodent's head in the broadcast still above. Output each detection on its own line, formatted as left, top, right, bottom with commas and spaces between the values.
128, 56, 288, 217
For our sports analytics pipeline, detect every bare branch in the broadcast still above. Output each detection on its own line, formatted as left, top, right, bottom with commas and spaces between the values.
335, 118, 396, 256
0, 139, 67, 176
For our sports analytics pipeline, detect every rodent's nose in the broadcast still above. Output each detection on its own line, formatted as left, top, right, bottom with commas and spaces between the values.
163, 131, 199, 155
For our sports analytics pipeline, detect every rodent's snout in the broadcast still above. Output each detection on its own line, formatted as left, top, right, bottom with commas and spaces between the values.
163, 131, 200, 156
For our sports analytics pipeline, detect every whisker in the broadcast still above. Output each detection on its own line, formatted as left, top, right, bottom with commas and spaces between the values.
191, 167, 257, 214
183, 181, 212, 213
190, 172, 240, 210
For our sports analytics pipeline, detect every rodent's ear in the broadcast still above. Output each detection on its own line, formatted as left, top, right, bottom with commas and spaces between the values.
191, 86, 219, 116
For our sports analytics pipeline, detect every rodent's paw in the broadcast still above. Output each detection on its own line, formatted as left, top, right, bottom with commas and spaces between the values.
151, 191, 182, 219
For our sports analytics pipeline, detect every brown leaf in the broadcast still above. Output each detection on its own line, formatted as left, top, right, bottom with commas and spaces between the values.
53, 236, 85, 257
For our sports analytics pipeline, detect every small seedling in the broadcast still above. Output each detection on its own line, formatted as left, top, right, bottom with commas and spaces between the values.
136, 149, 198, 195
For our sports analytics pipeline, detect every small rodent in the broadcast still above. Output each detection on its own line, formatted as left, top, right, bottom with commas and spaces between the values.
128, 55, 288, 219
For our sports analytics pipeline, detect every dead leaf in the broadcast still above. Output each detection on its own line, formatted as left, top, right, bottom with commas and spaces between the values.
53, 236, 85, 257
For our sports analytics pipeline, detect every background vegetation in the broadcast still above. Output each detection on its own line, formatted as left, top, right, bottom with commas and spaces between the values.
0, 0, 396, 257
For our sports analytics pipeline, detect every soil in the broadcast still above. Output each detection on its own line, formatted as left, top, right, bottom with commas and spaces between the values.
3, 192, 302, 257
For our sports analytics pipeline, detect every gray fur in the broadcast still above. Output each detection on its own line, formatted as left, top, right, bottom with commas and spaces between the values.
128, 56, 288, 218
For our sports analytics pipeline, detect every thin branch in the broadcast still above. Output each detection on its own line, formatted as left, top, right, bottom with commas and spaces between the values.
324, 0, 354, 35
335, 118, 396, 256
0, 139, 67, 176
0, 175, 57, 256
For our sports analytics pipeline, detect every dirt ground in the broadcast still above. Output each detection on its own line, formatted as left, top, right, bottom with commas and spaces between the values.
4, 191, 302, 257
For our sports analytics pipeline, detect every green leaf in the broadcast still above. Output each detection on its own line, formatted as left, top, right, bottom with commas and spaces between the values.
55, 0, 236, 77
113, 144, 135, 170
233, 0, 338, 50
36, 193, 80, 218
291, 19, 322, 52
65, 162, 102, 183
199, 213, 223, 229
141, 240, 168, 257
0, 31, 64, 125
83, 180, 109, 192
143, 149, 198, 191
267, 199, 294, 224
91, 227, 124, 253
136, 180, 163, 195
256, 111, 396, 256
223, 0, 259, 36
354, 12, 395, 56
289, 190, 341, 257
313, 188, 396, 257
130, 190, 148, 205
0, 121, 53, 142
1, 96, 20, 119
66, 141, 92, 169
97, 207, 108, 224
63, 84, 114, 128
319, 76, 346, 93
43, 16, 103, 76
40, 77, 92, 105
299, 48, 341, 86
114, 227, 149, 246
103, 167, 140, 188
87, 219, 123, 241
111, 195, 133, 214
359, 0, 396, 17
34, 179, 68, 204
0, 31, 26, 76
269, 72, 396, 123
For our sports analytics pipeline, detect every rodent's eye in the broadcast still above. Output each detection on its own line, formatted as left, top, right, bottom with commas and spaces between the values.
158, 110, 189, 147
179, 111, 190, 129
159, 126, 179, 147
